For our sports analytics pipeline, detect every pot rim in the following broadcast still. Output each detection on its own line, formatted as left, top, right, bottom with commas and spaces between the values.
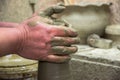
0, 63, 38, 74
105, 25, 120, 35
0, 54, 38, 67
65, 1, 111, 7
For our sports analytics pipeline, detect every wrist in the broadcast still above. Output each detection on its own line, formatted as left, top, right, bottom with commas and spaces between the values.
15, 24, 30, 55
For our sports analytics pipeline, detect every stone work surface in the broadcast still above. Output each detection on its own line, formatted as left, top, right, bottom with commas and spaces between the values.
70, 45, 120, 80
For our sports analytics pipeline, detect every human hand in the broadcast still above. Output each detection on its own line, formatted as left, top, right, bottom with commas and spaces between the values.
0, 5, 79, 63
16, 5, 80, 63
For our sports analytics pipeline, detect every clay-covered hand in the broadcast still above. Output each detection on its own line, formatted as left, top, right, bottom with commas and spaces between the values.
18, 5, 80, 63
17, 21, 79, 63
0, 5, 80, 63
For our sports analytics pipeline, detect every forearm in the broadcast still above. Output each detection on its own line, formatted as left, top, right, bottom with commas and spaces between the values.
0, 22, 19, 28
0, 27, 20, 56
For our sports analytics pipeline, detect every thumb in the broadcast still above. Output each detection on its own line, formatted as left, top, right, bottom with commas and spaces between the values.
39, 5, 66, 17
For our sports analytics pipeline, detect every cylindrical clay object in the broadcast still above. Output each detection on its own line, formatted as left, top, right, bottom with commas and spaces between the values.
105, 25, 120, 45
38, 61, 73, 80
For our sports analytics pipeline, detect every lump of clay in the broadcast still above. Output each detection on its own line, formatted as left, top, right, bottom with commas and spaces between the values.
87, 34, 113, 49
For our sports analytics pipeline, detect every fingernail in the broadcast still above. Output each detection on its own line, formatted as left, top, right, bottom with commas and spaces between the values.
69, 28, 78, 37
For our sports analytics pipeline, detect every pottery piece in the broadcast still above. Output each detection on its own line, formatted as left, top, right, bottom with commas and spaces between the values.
55, 3, 111, 44
87, 34, 113, 49
0, 54, 38, 80
105, 24, 120, 45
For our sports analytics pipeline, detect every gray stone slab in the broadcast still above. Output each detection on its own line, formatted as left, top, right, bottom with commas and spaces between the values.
70, 45, 120, 80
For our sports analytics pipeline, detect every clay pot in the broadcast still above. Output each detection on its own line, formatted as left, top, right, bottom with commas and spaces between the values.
105, 24, 120, 45
56, 3, 111, 44
0, 54, 38, 80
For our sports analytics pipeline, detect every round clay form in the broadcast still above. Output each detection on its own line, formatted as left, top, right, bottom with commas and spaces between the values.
56, 4, 111, 44
105, 24, 120, 44
0, 54, 38, 79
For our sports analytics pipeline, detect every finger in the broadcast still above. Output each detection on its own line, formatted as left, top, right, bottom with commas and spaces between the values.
46, 55, 71, 63
50, 46, 78, 55
52, 19, 67, 26
51, 26, 78, 37
40, 6, 65, 17
51, 37, 80, 46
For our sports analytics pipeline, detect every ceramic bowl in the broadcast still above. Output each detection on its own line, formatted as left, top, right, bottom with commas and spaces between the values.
55, 4, 111, 44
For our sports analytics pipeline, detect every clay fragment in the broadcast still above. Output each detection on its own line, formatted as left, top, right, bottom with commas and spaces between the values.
87, 34, 113, 49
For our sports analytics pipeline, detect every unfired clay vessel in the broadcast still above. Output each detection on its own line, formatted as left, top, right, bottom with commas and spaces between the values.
105, 24, 120, 45
0, 54, 38, 79
56, 3, 111, 44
